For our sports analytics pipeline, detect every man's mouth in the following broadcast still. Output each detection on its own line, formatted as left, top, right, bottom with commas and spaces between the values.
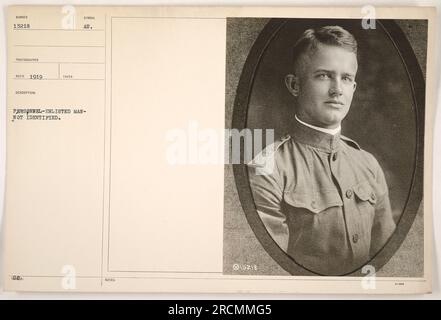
325, 100, 344, 108
325, 100, 344, 105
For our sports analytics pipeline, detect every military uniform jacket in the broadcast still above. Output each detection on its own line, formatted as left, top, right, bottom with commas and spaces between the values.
248, 119, 396, 275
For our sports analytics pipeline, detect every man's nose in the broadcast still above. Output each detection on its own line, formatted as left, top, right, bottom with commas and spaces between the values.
329, 79, 343, 96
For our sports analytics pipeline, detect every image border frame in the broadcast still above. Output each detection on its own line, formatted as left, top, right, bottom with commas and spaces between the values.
231, 18, 426, 276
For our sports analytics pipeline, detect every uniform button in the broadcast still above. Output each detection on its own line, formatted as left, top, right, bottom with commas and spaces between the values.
311, 201, 317, 209
332, 153, 338, 161
345, 189, 353, 199
352, 234, 359, 244
371, 192, 376, 200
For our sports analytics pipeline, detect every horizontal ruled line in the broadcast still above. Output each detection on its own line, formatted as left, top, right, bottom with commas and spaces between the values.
13, 28, 104, 31
109, 270, 223, 274
14, 45, 104, 48
13, 274, 428, 282
13, 78, 104, 81
13, 61, 104, 64
111, 16, 226, 20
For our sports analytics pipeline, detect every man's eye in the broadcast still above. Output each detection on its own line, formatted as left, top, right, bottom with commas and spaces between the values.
342, 76, 353, 82
317, 74, 329, 79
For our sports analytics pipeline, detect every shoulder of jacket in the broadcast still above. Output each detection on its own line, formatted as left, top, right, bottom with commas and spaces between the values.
341, 134, 361, 150
247, 134, 291, 168
341, 136, 381, 172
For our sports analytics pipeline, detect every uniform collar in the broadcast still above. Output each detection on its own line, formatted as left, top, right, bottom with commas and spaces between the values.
295, 115, 341, 135
290, 115, 341, 153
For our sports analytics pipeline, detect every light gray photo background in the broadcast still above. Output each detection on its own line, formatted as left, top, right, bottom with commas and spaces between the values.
224, 18, 426, 277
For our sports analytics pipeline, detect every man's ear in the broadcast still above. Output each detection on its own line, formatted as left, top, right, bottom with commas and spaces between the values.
353, 81, 357, 92
285, 74, 300, 97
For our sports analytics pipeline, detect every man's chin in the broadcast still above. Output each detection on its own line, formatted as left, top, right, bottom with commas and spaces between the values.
300, 110, 345, 128
320, 114, 344, 128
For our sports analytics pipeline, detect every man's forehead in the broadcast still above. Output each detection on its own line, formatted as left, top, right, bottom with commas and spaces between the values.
306, 44, 358, 71
295, 45, 356, 74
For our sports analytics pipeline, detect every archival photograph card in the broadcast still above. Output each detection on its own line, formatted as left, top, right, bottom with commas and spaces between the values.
2, 5, 436, 294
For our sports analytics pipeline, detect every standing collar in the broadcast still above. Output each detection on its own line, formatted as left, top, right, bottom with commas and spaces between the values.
295, 115, 341, 135
289, 115, 341, 152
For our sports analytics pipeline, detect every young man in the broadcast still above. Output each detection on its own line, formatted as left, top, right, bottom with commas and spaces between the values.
248, 26, 396, 275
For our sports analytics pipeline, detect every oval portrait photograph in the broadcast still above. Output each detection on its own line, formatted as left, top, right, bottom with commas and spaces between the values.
224, 18, 426, 276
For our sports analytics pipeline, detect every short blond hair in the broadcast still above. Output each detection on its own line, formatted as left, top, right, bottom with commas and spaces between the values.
292, 26, 358, 75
